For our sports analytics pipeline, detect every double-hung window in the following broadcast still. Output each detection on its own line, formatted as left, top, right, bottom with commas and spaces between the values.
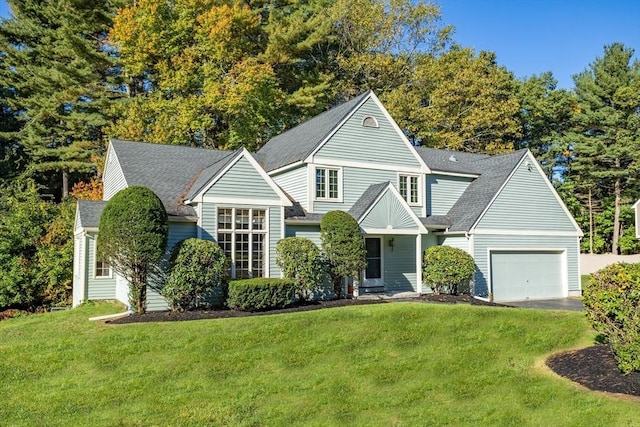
217, 208, 267, 279
315, 167, 341, 201
399, 175, 420, 205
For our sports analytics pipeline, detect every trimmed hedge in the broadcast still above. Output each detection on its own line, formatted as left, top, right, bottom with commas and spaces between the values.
423, 246, 476, 295
583, 262, 640, 374
227, 278, 296, 312
275, 237, 325, 300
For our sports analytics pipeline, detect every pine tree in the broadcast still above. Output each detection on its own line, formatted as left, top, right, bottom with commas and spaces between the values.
0, 0, 121, 198
568, 43, 640, 254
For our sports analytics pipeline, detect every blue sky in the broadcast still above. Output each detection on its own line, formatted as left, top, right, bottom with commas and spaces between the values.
0, 0, 638, 89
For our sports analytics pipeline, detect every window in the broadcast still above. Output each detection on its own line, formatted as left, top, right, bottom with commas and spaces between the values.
95, 260, 111, 278
399, 175, 420, 205
315, 167, 341, 200
217, 208, 266, 279
362, 116, 379, 128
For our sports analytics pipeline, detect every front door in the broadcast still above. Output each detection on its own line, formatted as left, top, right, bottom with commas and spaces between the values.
363, 237, 383, 288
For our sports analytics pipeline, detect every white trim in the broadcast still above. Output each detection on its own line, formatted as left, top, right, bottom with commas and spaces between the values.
94, 260, 113, 279
312, 164, 343, 203
284, 219, 322, 225
102, 142, 128, 200
311, 157, 425, 174
267, 161, 305, 176
186, 149, 292, 206
355, 183, 428, 234
634, 199, 640, 239
472, 229, 583, 237
202, 196, 285, 205
360, 228, 422, 235
428, 170, 480, 179
486, 247, 569, 300
196, 203, 203, 239
470, 151, 583, 237
416, 234, 423, 294
397, 172, 423, 207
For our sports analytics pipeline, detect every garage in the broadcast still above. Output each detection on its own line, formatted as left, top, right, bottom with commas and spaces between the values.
490, 250, 565, 301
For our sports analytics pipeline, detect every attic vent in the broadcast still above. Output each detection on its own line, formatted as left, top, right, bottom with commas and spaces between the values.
449, 154, 457, 162
362, 116, 379, 128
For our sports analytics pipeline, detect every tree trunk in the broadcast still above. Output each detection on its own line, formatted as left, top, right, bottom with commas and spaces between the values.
62, 169, 69, 199
588, 187, 594, 254
612, 177, 621, 255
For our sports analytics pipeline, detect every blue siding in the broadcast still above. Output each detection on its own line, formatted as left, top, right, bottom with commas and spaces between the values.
315, 98, 422, 169
437, 235, 470, 254
314, 166, 396, 214
86, 234, 116, 300
268, 207, 283, 278
103, 150, 127, 201
200, 203, 217, 241
285, 224, 322, 247
167, 222, 197, 252
206, 156, 280, 201
273, 166, 307, 209
477, 161, 578, 232
383, 235, 417, 292
427, 174, 473, 215
473, 234, 580, 299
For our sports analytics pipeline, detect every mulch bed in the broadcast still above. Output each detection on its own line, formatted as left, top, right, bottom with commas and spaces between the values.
547, 345, 640, 398
103, 295, 638, 400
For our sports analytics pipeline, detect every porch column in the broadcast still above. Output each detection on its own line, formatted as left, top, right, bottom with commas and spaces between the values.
416, 234, 422, 294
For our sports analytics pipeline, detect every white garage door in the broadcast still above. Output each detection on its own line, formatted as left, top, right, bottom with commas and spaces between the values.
490, 250, 564, 301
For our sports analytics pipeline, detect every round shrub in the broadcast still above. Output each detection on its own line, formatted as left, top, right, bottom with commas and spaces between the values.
275, 237, 325, 300
583, 262, 640, 374
423, 246, 476, 295
162, 238, 227, 311
227, 278, 296, 311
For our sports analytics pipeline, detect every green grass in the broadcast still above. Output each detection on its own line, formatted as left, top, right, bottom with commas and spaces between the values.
1, 302, 638, 426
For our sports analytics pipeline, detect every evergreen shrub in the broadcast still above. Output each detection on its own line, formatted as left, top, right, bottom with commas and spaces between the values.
583, 262, 640, 374
227, 278, 296, 311
162, 238, 228, 311
275, 237, 325, 300
423, 246, 476, 295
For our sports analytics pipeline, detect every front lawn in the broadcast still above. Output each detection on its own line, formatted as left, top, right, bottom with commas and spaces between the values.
0, 302, 637, 426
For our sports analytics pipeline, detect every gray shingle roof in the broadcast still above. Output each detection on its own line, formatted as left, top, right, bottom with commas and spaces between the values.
110, 139, 231, 216
414, 146, 489, 175
348, 182, 389, 220
257, 91, 371, 172
76, 200, 108, 229
444, 149, 528, 232
284, 202, 325, 223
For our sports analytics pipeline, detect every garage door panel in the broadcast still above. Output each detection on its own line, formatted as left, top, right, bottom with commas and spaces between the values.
491, 251, 563, 301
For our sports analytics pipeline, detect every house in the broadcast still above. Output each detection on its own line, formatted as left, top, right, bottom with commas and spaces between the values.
634, 200, 640, 239
73, 91, 583, 309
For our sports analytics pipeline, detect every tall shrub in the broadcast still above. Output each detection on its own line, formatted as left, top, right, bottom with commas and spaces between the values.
423, 246, 476, 295
275, 237, 324, 300
97, 186, 168, 314
583, 262, 640, 374
320, 211, 366, 298
163, 238, 227, 311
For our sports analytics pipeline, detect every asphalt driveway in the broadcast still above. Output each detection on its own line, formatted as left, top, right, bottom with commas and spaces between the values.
503, 298, 583, 311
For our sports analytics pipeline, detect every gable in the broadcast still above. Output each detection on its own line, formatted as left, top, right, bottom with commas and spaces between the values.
356, 185, 427, 233
204, 155, 283, 203
102, 146, 127, 200
475, 155, 581, 234
312, 97, 424, 170
427, 174, 473, 216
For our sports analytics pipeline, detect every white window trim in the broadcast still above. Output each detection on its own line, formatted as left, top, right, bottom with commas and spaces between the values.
313, 165, 343, 203
217, 207, 269, 279
362, 116, 379, 128
94, 260, 112, 279
397, 173, 422, 207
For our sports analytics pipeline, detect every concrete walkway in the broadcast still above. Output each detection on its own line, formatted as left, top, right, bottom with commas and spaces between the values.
503, 298, 583, 311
